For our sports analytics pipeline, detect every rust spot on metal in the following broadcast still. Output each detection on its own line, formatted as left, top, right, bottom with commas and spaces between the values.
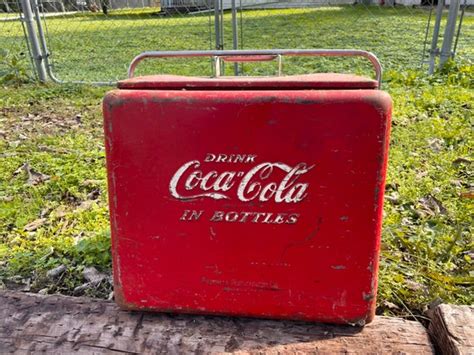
362, 292, 375, 301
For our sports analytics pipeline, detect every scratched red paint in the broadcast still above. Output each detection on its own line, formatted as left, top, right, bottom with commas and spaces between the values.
103, 73, 392, 325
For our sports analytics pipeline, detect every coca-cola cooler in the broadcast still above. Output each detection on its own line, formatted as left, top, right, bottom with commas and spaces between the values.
103, 50, 392, 325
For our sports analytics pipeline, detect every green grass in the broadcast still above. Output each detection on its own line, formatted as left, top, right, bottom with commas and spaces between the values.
2, 6, 473, 82
0, 7, 473, 317
0, 13, 22, 18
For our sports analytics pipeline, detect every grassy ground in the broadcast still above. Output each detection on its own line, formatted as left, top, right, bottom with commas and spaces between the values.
1, 62, 472, 316
0, 7, 473, 317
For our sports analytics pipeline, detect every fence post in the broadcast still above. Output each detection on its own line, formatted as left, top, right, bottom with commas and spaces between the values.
428, 0, 445, 74
214, 0, 222, 50
439, 0, 461, 69
231, 0, 239, 75
19, 0, 47, 82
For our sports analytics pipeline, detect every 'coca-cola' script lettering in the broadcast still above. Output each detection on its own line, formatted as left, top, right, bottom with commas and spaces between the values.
169, 158, 314, 203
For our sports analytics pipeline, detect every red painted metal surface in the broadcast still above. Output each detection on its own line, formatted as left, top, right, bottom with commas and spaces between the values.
118, 73, 378, 90
103, 74, 392, 325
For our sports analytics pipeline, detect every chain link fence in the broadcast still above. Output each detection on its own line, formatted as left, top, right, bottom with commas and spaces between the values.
1, 0, 36, 82
1, 0, 473, 84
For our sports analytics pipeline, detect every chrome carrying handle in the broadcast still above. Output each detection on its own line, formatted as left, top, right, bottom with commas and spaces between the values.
127, 49, 382, 88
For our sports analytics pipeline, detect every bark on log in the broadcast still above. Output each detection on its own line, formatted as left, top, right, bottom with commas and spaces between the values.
428, 304, 473, 355
0, 290, 434, 354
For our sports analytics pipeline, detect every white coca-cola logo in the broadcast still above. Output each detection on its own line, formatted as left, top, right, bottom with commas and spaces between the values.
169, 153, 314, 203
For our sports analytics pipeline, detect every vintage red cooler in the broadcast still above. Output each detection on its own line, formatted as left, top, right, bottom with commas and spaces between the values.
103, 50, 392, 325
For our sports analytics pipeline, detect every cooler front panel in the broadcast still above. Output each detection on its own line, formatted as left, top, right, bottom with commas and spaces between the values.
103, 89, 392, 324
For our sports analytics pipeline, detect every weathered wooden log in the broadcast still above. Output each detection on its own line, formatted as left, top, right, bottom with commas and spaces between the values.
0, 290, 434, 354
429, 304, 473, 355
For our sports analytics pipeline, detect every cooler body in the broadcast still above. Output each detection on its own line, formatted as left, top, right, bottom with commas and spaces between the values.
103, 73, 392, 324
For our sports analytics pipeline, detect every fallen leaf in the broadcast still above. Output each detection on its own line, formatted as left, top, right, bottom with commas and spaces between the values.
417, 195, 447, 217
52, 205, 68, 218
416, 170, 429, 179
83, 267, 108, 284
76, 200, 95, 211
24, 218, 47, 231
405, 280, 428, 294
46, 264, 66, 279
450, 179, 463, 188
385, 192, 399, 204
401, 217, 413, 226
26, 166, 50, 185
38, 145, 70, 154
73, 283, 92, 295
385, 183, 399, 192
2, 276, 31, 291
14, 163, 50, 185
427, 138, 444, 153
59, 219, 72, 234
73, 231, 85, 244
20, 113, 34, 121
12, 164, 25, 176
382, 300, 401, 311
40, 208, 51, 218
82, 179, 102, 186
452, 157, 472, 165
87, 188, 101, 200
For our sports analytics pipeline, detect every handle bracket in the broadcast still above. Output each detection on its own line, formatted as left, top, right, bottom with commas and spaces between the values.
214, 54, 282, 77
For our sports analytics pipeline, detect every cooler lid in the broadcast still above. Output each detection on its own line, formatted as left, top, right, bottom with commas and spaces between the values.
118, 74, 379, 90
